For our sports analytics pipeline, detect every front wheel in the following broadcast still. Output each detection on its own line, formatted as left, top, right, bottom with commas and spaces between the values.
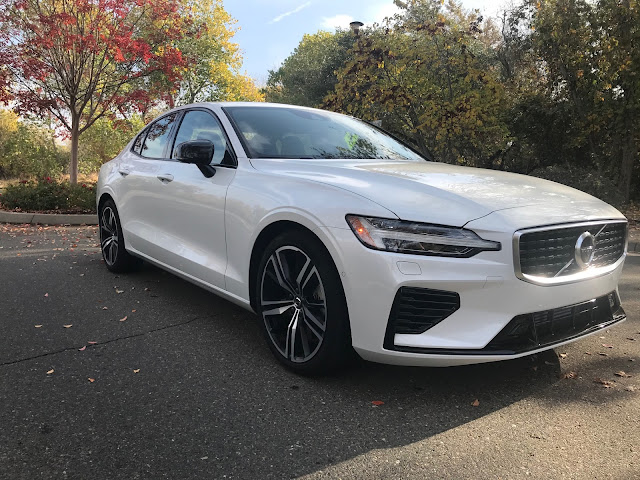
256, 230, 352, 375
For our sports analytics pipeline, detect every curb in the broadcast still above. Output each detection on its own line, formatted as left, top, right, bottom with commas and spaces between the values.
0, 210, 97, 226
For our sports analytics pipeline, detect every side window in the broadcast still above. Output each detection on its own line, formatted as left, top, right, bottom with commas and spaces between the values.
141, 113, 177, 159
132, 128, 147, 155
172, 110, 231, 165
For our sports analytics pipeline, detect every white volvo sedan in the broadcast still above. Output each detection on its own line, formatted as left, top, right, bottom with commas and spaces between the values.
97, 102, 628, 374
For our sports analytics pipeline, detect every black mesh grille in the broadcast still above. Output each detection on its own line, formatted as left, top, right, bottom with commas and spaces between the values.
385, 287, 460, 342
485, 292, 624, 353
518, 222, 626, 278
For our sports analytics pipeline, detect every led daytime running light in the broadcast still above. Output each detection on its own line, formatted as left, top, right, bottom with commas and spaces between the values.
346, 215, 501, 257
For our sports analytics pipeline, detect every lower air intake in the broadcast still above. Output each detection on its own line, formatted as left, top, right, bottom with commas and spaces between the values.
384, 287, 460, 349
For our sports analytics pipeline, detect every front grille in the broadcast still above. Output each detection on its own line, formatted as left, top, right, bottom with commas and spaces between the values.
384, 287, 460, 346
517, 221, 627, 280
484, 292, 625, 353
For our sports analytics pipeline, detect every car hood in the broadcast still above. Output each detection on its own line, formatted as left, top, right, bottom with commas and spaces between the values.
250, 159, 623, 227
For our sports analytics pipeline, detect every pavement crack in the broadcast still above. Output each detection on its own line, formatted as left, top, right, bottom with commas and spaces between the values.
0, 316, 202, 367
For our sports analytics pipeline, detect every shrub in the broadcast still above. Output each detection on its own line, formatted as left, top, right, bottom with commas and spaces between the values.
0, 178, 96, 213
0, 122, 66, 179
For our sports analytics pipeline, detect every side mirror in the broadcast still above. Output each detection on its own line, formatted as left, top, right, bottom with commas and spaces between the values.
175, 140, 214, 166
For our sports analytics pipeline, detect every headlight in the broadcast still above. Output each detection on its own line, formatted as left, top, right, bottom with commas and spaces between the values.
346, 215, 501, 258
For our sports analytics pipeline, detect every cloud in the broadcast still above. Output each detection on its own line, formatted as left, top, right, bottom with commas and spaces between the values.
319, 2, 403, 32
269, 1, 312, 24
369, 2, 402, 23
320, 14, 354, 30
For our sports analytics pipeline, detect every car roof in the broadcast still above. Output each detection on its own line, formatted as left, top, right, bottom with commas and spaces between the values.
182, 102, 325, 111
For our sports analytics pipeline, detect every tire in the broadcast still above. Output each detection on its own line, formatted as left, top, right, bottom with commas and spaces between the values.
255, 230, 352, 375
98, 199, 141, 273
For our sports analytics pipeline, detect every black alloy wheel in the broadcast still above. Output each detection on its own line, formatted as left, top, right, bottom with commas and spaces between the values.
99, 199, 140, 273
256, 230, 351, 374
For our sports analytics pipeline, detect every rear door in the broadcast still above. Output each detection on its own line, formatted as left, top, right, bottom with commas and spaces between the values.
116, 112, 180, 255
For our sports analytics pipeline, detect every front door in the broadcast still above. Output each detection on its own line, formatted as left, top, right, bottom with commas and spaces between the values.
143, 109, 237, 289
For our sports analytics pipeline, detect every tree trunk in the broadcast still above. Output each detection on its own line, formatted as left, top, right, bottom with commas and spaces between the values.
618, 132, 637, 203
70, 115, 79, 185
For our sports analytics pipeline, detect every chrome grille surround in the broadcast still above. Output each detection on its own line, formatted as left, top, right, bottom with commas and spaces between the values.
513, 220, 628, 286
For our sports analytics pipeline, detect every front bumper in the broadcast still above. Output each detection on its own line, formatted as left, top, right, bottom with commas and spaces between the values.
322, 224, 627, 367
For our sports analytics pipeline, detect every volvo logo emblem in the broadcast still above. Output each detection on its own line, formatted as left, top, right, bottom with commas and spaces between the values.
575, 232, 596, 269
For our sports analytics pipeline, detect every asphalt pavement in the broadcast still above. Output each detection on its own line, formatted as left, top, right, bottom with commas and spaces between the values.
0, 224, 638, 480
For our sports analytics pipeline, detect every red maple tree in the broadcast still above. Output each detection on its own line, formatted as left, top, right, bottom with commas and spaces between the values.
0, 0, 194, 183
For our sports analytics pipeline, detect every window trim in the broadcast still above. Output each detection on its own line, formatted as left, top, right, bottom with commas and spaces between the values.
221, 106, 258, 159
169, 107, 238, 168
131, 127, 149, 156
130, 111, 181, 160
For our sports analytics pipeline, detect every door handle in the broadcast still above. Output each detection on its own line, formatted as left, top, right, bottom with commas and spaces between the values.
157, 174, 174, 183
118, 167, 131, 176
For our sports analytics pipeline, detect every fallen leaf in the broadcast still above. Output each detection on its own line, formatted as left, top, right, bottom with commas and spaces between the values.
88, 341, 97, 345
63, 324, 72, 328
78, 346, 86, 351
594, 378, 615, 388
602, 344, 614, 348
131, 309, 137, 313
615, 371, 632, 378
119, 316, 128, 322
115, 290, 124, 294
35, 325, 42, 328
471, 399, 480, 407
133, 369, 140, 373
88, 378, 95, 383
371, 400, 384, 406
584, 352, 592, 355
46, 369, 54, 375
563, 371, 577, 379
559, 353, 568, 359
598, 352, 609, 357
625, 386, 636, 392
544, 361, 555, 366
44, 293, 48, 297
102, 306, 108, 310
627, 338, 636, 341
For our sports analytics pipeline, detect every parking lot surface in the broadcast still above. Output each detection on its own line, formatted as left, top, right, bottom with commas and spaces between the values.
0, 224, 638, 479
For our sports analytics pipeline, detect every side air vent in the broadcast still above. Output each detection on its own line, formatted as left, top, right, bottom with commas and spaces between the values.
384, 287, 460, 349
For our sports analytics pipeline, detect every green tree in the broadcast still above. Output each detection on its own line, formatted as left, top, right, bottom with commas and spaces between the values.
78, 116, 145, 175
173, 0, 263, 105
500, 0, 639, 201
0, 120, 65, 179
265, 30, 354, 107
325, 0, 510, 166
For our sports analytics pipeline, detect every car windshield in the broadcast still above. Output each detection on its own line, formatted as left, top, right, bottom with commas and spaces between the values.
224, 106, 425, 161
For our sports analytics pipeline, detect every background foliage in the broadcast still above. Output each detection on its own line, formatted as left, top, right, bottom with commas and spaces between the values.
265, 0, 640, 205
0, 0, 262, 189
0, 0, 638, 210
1, 178, 95, 212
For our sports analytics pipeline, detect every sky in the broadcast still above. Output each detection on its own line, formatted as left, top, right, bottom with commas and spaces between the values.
224, 0, 505, 85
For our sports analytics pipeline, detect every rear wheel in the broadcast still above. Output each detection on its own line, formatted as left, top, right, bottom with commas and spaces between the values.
256, 230, 351, 375
99, 199, 140, 273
